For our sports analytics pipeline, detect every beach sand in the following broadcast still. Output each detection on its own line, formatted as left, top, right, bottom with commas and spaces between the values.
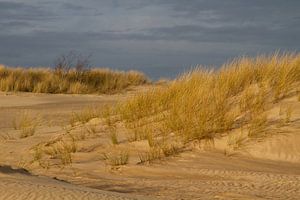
0, 89, 299, 200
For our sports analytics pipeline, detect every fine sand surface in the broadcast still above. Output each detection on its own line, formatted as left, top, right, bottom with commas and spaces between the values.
0, 88, 140, 129
0, 166, 151, 200
0, 88, 300, 200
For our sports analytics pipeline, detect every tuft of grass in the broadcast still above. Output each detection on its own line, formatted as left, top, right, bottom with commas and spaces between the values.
31, 135, 77, 168
138, 147, 162, 164
161, 143, 182, 157
20, 125, 37, 138
13, 111, 39, 138
102, 149, 129, 166
70, 106, 100, 125
44, 139, 77, 166
32, 145, 44, 165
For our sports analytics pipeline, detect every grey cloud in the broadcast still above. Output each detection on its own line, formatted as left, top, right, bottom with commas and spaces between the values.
0, 21, 32, 29
61, 2, 103, 16
0, 1, 55, 21
0, 1, 28, 9
143, 24, 300, 47
62, 2, 88, 10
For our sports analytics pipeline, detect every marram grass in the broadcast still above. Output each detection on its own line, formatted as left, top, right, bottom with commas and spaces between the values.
117, 52, 300, 145
0, 66, 148, 94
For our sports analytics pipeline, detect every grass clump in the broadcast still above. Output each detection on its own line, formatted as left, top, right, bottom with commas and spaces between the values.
13, 111, 39, 138
70, 106, 101, 125
161, 143, 182, 157
44, 140, 77, 166
31, 134, 77, 168
138, 141, 183, 164
138, 147, 163, 164
102, 149, 129, 166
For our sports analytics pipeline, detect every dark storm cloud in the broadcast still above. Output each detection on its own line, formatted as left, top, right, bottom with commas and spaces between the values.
0, 0, 299, 78
0, 1, 55, 21
118, 0, 300, 45
144, 24, 300, 47
60, 2, 103, 16
0, 1, 28, 10
61, 2, 88, 11
0, 21, 32, 29
137, 0, 300, 18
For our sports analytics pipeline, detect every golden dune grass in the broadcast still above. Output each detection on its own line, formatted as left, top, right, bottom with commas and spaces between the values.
115, 52, 300, 153
13, 111, 39, 138
0, 66, 148, 94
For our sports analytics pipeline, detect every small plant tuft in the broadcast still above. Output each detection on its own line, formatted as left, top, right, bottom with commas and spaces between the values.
103, 149, 129, 166
13, 111, 39, 138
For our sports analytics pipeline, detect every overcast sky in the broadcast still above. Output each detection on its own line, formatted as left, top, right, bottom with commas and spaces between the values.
0, 0, 300, 78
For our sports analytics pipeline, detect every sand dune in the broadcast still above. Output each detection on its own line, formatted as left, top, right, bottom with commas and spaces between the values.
0, 166, 151, 200
1, 90, 300, 199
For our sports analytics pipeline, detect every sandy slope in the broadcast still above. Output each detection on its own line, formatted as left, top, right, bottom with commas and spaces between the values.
0, 91, 132, 129
0, 166, 151, 200
59, 151, 299, 200
0, 89, 300, 200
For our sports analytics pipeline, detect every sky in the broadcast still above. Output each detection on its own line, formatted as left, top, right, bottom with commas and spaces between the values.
0, 0, 300, 79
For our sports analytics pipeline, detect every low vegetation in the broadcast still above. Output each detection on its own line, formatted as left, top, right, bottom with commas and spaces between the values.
102, 148, 130, 166
26, 52, 300, 168
114, 52, 300, 154
70, 106, 101, 126
138, 147, 163, 164
13, 111, 39, 138
31, 134, 78, 168
138, 143, 183, 164
0, 63, 148, 94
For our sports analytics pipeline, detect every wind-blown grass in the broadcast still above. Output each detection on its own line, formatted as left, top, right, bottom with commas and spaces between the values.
0, 66, 148, 94
117, 53, 300, 147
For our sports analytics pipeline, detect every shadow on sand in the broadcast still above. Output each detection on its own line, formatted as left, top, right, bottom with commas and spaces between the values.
0, 165, 31, 175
